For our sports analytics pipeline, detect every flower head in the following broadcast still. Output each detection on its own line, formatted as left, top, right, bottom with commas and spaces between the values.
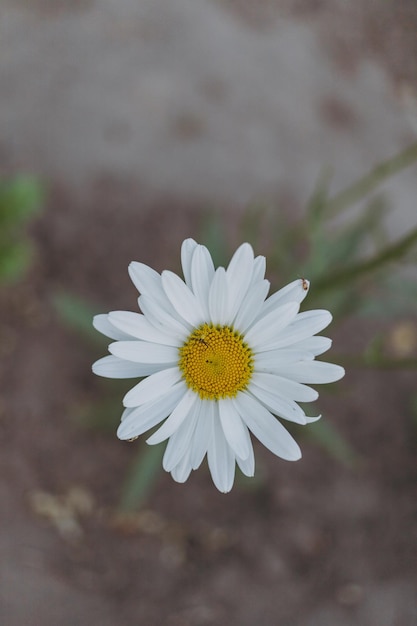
93, 239, 344, 492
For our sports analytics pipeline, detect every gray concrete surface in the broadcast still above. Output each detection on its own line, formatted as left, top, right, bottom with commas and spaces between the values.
1, 0, 416, 237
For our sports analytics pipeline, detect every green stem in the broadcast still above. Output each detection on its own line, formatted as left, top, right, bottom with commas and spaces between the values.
119, 443, 164, 512
314, 225, 417, 292
326, 142, 417, 217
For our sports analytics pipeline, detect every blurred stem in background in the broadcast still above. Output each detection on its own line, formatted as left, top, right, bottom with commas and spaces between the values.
324, 142, 417, 219
55, 142, 417, 510
119, 443, 165, 512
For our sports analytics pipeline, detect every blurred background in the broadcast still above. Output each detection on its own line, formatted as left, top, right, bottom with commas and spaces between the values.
1, 1, 417, 625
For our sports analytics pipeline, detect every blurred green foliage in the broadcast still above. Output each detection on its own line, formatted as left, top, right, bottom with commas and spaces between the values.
202, 142, 417, 469
235, 143, 417, 323
53, 291, 103, 345
0, 175, 44, 282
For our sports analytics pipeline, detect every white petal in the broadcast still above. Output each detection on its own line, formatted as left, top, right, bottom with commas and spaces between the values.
233, 392, 301, 461
128, 262, 165, 303
218, 398, 251, 460
171, 448, 193, 483
109, 311, 181, 346
190, 400, 214, 470
244, 302, 300, 349
207, 408, 235, 493
92, 355, 160, 379
268, 310, 333, 349
146, 389, 197, 445
123, 367, 182, 407
251, 371, 319, 402
226, 243, 255, 321
163, 403, 200, 471
120, 406, 136, 422
258, 278, 310, 321
255, 349, 314, 372
109, 340, 179, 365
130, 262, 190, 328
139, 295, 191, 338
251, 256, 266, 284
291, 336, 332, 356
270, 361, 345, 384
161, 270, 205, 327
233, 279, 270, 333
208, 267, 230, 325
93, 314, 132, 341
306, 414, 322, 423
248, 382, 307, 424
227, 242, 254, 278
117, 382, 187, 440
236, 434, 255, 477
190, 245, 215, 316
181, 238, 198, 287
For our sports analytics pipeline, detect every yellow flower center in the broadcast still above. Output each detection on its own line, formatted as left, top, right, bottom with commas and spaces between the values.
178, 323, 254, 400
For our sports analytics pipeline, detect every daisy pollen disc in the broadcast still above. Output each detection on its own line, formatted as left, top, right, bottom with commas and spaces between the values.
179, 324, 254, 400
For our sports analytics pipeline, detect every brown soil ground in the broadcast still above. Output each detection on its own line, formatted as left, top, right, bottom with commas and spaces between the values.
1, 182, 416, 626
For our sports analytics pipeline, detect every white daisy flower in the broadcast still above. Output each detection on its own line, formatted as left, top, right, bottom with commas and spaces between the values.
92, 239, 344, 493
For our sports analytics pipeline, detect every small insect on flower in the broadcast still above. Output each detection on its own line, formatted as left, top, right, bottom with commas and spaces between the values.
192, 336, 210, 349
92, 239, 344, 493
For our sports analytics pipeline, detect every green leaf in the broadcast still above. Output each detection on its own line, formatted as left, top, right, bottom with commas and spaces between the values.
53, 291, 103, 344
0, 176, 44, 226
0, 240, 32, 282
